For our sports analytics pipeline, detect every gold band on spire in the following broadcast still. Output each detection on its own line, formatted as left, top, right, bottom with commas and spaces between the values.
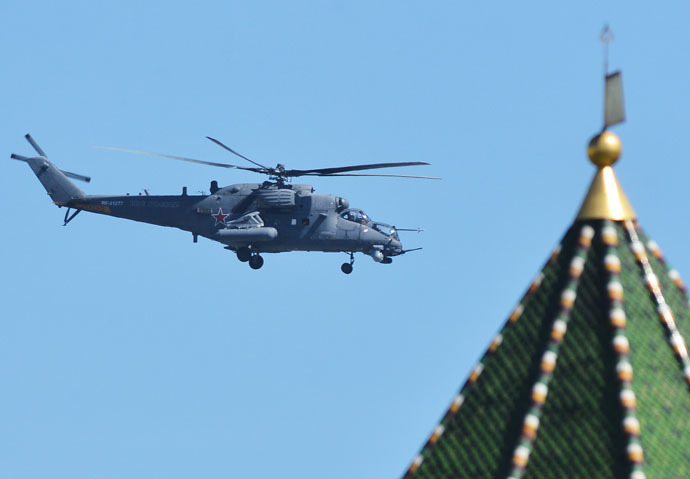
575, 131, 636, 221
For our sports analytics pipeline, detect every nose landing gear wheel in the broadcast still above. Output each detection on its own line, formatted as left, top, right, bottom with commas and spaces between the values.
249, 254, 264, 270
341, 252, 354, 274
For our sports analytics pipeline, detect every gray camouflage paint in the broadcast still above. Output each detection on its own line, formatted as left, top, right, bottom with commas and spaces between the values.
13, 144, 404, 266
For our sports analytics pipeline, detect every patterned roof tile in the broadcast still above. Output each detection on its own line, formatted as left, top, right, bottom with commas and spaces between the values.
402, 220, 690, 479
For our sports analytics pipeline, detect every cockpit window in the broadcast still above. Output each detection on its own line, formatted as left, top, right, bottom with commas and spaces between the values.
373, 222, 399, 239
374, 223, 393, 235
340, 209, 371, 225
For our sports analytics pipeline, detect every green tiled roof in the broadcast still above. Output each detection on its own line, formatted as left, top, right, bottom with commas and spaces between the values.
403, 219, 690, 479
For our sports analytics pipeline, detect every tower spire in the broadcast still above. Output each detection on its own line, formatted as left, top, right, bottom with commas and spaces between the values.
575, 27, 634, 221
574, 130, 635, 221
398, 29, 690, 479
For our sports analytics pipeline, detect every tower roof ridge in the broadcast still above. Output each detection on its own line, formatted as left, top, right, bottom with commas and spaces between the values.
401, 220, 690, 478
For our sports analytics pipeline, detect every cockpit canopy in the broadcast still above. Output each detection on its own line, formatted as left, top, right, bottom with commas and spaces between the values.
340, 209, 371, 225
339, 209, 399, 239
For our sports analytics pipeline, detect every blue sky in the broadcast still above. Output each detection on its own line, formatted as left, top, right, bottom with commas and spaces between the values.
2, 1, 690, 478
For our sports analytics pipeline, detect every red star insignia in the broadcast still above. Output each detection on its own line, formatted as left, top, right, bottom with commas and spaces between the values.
212, 208, 229, 226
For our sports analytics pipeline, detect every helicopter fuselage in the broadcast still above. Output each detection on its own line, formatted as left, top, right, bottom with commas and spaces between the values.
13, 135, 423, 273
57, 181, 404, 264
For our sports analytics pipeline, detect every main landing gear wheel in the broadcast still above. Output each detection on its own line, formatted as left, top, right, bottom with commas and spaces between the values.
341, 252, 354, 274
236, 247, 251, 262
249, 254, 264, 270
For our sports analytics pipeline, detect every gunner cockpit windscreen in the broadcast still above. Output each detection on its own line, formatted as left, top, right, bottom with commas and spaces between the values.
339, 209, 399, 239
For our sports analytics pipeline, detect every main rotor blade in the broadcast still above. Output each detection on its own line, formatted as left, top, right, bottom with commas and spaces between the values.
302, 172, 441, 179
287, 161, 431, 176
94, 146, 263, 172
206, 137, 269, 169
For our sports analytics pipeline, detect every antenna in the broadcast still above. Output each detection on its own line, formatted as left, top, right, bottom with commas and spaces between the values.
599, 25, 625, 130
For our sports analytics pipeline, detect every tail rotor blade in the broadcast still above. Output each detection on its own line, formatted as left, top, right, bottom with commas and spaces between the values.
60, 169, 91, 183
10, 153, 29, 161
25, 134, 47, 157
12, 153, 91, 183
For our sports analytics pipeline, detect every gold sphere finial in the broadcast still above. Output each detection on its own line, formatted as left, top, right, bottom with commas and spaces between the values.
587, 130, 622, 167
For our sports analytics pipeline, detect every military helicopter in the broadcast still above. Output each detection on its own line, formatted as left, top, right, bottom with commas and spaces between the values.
12, 135, 439, 273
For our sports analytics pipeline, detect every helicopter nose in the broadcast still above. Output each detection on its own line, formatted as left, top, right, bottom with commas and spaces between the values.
386, 238, 403, 255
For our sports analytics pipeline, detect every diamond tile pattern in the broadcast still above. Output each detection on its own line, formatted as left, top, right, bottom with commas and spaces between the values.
404, 220, 690, 479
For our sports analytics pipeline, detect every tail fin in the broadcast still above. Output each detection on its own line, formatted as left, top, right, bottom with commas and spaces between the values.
11, 134, 87, 204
